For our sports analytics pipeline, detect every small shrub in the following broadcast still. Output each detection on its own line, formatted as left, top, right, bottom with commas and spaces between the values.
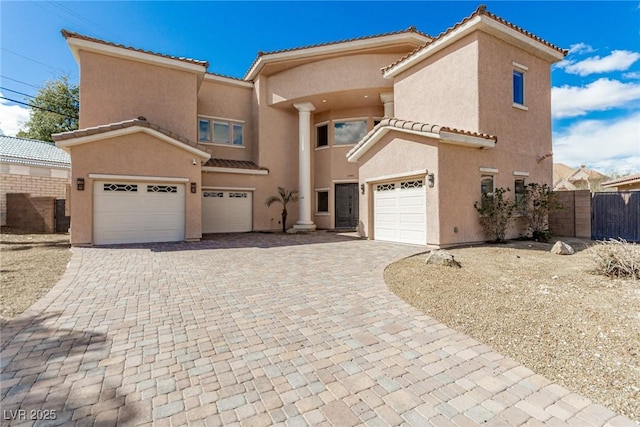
474, 187, 517, 243
590, 239, 640, 279
521, 183, 561, 242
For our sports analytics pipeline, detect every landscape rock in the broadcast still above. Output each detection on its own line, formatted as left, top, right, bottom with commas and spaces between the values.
425, 250, 462, 268
551, 241, 575, 255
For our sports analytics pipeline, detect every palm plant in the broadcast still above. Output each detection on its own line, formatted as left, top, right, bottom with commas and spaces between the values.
266, 187, 298, 232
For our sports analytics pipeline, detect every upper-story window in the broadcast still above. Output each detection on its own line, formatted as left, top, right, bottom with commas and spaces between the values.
334, 120, 367, 145
512, 62, 528, 108
198, 117, 244, 146
316, 124, 328, 147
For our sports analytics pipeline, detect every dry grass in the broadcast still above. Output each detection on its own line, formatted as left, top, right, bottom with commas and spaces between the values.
385, 238, 640, 422
591, 239, 640, 279
1, 228, 71, 326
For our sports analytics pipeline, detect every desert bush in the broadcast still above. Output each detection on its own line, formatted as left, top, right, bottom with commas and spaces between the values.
474, 187, 517, 243
590, 239, 640, 279
521, 182, 562, 242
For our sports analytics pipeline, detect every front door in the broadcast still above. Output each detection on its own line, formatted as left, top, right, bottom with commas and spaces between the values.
335, 183, 359, 229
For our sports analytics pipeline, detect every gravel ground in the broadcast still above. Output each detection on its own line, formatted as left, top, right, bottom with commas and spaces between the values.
385, 238, 640, 422
1, 228, 71, 326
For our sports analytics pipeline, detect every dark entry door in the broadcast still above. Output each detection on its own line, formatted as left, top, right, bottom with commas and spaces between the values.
335, 183, 359, 229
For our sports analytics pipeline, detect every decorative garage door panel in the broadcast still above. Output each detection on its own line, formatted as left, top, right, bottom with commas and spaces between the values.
93, 181, 185, 245
202, 190, 252, 233
373, 180, 426, 245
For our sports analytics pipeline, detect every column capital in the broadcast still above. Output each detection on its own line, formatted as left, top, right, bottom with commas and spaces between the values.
379, 92, 394, 103
293, 102, 316, 113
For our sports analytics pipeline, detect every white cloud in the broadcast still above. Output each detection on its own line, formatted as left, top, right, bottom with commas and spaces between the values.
623, 71, 640, 79
0, 93, 30, 136
568, 43, 595, 55
553, 112, 640, 175
557, 50, 640, 76
552, 78, 640, 118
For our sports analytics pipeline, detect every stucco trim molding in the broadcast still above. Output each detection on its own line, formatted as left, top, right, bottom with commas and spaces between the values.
201, 166, 269, 175
88, 174, 189, 183
364, 169, 428, 184
55, 126, 211, 161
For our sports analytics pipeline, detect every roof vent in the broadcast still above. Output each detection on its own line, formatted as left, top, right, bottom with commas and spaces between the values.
137, 116, 147, 121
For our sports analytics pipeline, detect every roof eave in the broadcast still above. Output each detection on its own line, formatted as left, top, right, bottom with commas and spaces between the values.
245, 32, 431, 81
201, 166, 268, 175
384, 15, 565, 79
348, 125, 496, 163
66, 36, 208, 75
53, 126, 211, 161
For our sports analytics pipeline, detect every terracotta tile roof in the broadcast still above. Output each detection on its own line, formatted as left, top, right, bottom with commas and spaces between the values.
601, 172, 640, 187
61, 30, 209, 68
52, 118, 198, 150
349, 117, 496, 158
204, 158, 268, 171
382, 5, 567, 74
244, 26, 430, 80
0, 135, 70, 168
205, 71, 249, 82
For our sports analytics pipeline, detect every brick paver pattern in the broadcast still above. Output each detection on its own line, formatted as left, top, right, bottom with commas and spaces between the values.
1, 233, 635, 426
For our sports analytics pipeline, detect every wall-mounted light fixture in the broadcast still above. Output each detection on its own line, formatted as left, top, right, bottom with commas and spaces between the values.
192, 158, 197, 166
427, 173, 435, 188
76, 177, 85, 191
190, 182, 197, 193
360, 184, 365, 195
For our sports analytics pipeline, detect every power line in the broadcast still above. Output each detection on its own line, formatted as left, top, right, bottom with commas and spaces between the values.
0, 96, 78, 120
0, 48, 77, 77
0, 86, 37, 100
0, 76, 40, 89
49, 1, 123, 42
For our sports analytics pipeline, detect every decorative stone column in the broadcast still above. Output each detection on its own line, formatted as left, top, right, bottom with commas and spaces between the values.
293, 102, 316, 231
380, 92, 394, 117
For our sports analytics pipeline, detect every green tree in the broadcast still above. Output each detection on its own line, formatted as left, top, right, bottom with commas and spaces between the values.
266, 187, 298, 233
17, 76, 79, 142
474, 187, 517, 243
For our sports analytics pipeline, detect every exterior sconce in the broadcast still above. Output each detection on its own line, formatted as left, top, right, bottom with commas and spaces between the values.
360, 184, 365, 195
190, 182, 197, 193
427, 173, 435, 188
76, 178, 85, 191
192, 158, 197, 166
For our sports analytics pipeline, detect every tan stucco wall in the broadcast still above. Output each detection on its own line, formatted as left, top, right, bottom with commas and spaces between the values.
393, 33, 480, 131
356, 131, 440, 246
197, 79, 254, 162
267, 54, 399, 106
78, 51, 199, 140
68, 132, 202, 245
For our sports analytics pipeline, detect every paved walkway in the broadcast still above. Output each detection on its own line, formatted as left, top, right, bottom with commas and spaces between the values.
1, 233, 635, 426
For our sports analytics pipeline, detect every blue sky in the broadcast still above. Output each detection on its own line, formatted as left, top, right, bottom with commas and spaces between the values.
1, 1, 639, 175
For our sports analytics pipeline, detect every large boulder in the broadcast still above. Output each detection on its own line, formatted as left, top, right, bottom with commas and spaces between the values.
551, 241, 575, 255
425, 250, 462, 268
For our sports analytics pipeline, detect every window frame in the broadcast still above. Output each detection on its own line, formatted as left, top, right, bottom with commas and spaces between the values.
197, 116, 245, 147
333, 118, 368, 146
480, 174, 495, 210
316, 123, 329, 149
512, 62, 528, 109
514, 178, 526, 212
315, 189, 329, 215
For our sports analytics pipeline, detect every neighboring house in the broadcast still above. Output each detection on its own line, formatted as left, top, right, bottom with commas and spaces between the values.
0, 135, 71, 226
601, 173, 640, 191
52, 5, 566, 247
553, 163, 609, 192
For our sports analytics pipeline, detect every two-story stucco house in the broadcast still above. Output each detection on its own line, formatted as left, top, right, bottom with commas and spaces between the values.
53, 6, 566, 247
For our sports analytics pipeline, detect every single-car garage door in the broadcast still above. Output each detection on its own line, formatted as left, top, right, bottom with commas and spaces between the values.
93, 181, 185, 245
202, 190, 252, 233
373, 179, 426, 245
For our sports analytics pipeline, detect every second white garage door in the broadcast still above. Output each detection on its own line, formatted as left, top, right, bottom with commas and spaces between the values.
373, 179, 426, 245
202, 190, 253, 233
93, 181, 185, 245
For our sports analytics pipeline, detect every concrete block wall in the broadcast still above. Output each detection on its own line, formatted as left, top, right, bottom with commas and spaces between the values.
6, 194, 56, 233
549, 190, 591, 239
0, 172, 70, 226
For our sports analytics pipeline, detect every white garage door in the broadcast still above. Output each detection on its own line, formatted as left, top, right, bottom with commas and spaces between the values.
374, 179, 426, 245
93, 181, 185, 245
202, 190, 252, 233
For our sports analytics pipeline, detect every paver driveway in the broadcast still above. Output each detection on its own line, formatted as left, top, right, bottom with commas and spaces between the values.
1, 233, 634, 426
